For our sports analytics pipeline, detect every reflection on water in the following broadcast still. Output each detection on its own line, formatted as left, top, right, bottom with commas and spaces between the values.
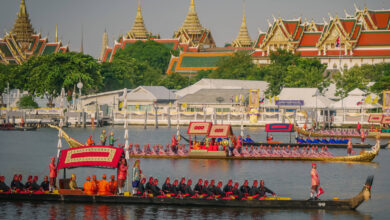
0, 202, 372, 220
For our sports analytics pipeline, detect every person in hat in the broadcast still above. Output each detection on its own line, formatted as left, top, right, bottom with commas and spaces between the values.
108, 131, 117, 146
84, 176, 94, 195
310, 163, 320, 200
0, 176, 10, 192
132, 159, 141, 195
91, 175, 99, 194
49, 157, 57, 192
118, 158, 128, 195
86, 136, 95, 146
98, 174, 109, 195
69, 174, 78, 190
108, 175, 117, 195
258, 180, 275, 198
100, 130, 107, 145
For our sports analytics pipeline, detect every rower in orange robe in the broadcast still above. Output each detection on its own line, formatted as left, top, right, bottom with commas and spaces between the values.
108, 175, 117, 195
86, 136, 95, 146
91, 175, 99, 194
83, 176, 95, 195
98, 174, 110, 195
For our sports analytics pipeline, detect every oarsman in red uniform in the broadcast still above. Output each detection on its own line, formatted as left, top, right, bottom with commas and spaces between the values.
357, 122, 362, 134
118, 158, 128, 195
49, 157, 57, 192
310, 163, 320, 200
360, 130, 366, 144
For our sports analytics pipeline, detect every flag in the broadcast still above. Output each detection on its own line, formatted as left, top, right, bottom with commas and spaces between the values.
356, 98, 364, 106
372, 96, 379, 104
259, 97, 265, 104
317, 187, 325, 197
365, 95, 372, 104
235, 95, 239, 103
336, 36, 340, 47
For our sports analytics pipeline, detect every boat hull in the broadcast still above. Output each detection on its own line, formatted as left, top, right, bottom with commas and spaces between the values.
297, 127, 390, 139
0, 193, 355, 210
243, 142, 387, 149
130, 144, 380, 162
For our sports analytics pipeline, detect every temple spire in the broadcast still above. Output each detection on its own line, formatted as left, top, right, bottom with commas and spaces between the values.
127, 0, 149, 39
80, 25, 84, 53
55, 24, 58, 42
232, 0, 252, 47
12, 0, 35, 49
181, 0, 203, 35
100, 29, 108, 61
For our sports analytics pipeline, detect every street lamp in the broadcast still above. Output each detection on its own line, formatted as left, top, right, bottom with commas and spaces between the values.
77, 79, 83, 110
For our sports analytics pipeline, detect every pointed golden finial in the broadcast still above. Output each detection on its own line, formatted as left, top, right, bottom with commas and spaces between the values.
137, 0, 142, 17
190, 0, 195, 12
55, 24, 58, 42
242, 0, 246, 24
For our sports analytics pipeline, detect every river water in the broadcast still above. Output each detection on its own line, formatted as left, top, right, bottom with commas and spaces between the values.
0, 126, 388, 220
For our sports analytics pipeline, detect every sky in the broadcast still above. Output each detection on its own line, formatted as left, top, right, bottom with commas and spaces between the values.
1, 0, 389, 58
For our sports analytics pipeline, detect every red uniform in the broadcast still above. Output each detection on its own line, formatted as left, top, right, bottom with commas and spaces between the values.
49, 157, 57, 188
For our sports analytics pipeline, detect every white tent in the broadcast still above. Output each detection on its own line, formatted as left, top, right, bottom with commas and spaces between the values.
331, 88, 381, 110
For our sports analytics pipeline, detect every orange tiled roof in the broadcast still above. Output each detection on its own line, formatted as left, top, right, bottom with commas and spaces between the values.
299, 32, 321, 47
357, 31, 390, 46
369, 11, 390, 29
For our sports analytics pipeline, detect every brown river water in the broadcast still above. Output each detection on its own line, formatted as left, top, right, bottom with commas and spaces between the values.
0, 126, 388, 219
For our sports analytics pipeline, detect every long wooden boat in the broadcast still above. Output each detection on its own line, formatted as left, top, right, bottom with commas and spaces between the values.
0, 176, 374, 210
0, 124, 37, 131
243, 141, 388, 149
296, 127, 390, 139
130, 142, 380, 162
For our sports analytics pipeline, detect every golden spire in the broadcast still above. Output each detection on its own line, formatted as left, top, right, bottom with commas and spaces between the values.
12, 0, 35, 50
181, 0, 203, 35
127, 0, 149, 39
55, 24, 58, 42
100, 29, 108, 61
233, 0, 252, 47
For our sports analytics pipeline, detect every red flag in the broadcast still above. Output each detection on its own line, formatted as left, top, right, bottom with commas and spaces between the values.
317, 187, 325, 197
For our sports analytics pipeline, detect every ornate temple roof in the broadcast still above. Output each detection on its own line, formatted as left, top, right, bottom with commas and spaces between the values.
12, 0, 35, 48
0, 0, 69, 65
127, 0, 149, 39
232, 5, 252, 47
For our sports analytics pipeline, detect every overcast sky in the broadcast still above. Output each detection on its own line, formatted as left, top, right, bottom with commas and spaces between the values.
1, 0, 389, 58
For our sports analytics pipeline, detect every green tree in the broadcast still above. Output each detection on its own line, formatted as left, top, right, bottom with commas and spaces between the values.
333, 65, 373, 98
370, 63, 390, 95
19, 52, 102, 106
0, 63, 20, 106
100, 58, 161, 91
17, 95, 38, 109
114, 40, 176, 74
208, 51, 264, 80
265, 49, 328, 96
158, 72, 189, 89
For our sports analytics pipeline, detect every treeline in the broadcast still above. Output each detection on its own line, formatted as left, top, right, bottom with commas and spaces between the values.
1, 40, 389, 106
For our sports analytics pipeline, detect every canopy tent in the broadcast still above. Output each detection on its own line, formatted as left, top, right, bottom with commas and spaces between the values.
208, 124, 233, 138
58, 146, 124, 169
265, 123, 294, 143
381, 116, 390, 124
265, 123, 294, 132
368, 115, 383, 123
187, 122, 212, 135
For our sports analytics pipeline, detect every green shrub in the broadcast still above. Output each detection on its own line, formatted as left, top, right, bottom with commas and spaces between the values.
17, 95, 39, 109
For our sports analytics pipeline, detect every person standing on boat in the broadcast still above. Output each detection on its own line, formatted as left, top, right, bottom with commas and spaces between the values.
310, 163, 320, 200
132, 159, 141, 195
100, 130, 107, 145
49, 157, 57, 192
357, 122, 362, 134
108, 131, 117, 146
118, 158, 128, 195
360, 130, 365, 144
347, 138, 353, 156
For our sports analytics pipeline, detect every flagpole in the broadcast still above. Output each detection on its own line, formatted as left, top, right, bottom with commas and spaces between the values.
123, 88, 129, 194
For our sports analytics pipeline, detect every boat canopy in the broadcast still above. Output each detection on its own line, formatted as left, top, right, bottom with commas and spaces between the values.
381, 115, 390, 124
208, 124, 233, 138
187, 122, 212, 135
58, 146, 124, 169
265, 123, 294, 132
368, 115, 383, 123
